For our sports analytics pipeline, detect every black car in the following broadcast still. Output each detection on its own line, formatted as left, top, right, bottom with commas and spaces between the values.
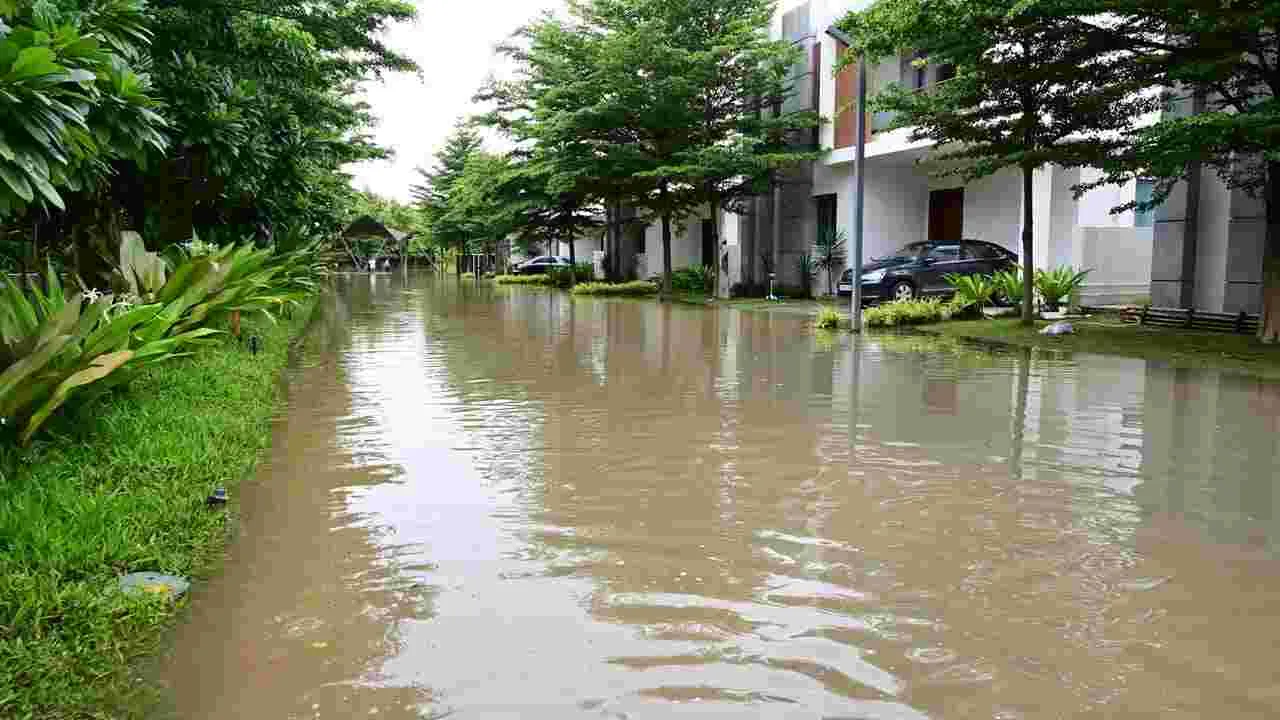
515, 256, 572, 275
837, 240, 1017, 302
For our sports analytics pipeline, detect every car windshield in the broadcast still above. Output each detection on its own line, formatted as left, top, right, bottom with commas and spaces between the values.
874, 243, 929, 263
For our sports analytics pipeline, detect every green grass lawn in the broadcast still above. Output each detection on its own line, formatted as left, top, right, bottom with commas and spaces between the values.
0, 302, 315, 718
921, 316, 1280, 378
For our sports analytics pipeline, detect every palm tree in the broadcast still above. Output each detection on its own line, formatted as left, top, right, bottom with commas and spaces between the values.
814, 227, 847, 297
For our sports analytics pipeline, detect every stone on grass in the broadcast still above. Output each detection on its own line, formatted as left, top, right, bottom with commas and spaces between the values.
1040, 321, 1074, 336
118, 572, 190, 600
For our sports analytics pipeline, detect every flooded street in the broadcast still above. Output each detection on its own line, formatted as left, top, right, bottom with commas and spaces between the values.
158, 272, 1280, 719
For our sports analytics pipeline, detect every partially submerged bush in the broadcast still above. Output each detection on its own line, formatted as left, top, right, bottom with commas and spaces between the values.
862, 298, 951, 328
571, 281, 659, 296
815, 307, 842, 330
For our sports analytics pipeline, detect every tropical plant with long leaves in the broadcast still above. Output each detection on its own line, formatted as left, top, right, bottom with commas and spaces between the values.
946, 273, 997, 313
813, 228, 847, 297
992, 267, 1025, 308
1034, 266, 1091, 311
0, 237, 331, 443
0, 263, 219, 444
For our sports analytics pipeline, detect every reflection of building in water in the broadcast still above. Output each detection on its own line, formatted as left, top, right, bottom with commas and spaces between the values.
1139, 367, 1280, 550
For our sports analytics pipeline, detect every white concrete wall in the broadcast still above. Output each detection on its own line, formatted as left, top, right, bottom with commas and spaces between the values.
1078, 227, 1153, 304
1049, 166, 1079, 268
636, 213, 706, 279
1077, 167, 1138, 227
816, 161, 929, 270
554, 233, 603, 265
960, 167, 1023, 254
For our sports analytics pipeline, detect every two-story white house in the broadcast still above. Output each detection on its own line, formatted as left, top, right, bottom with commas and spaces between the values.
624, 0, 1263, 313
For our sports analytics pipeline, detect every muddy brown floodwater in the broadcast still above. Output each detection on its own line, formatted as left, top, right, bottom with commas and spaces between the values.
156, 272, 1280, 719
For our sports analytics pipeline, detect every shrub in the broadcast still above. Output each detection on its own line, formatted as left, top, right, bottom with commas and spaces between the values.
571, 281, 660, 296
814, 228, 847, 297
496, 274, 552, 285
0, 240, 329, 445
945, 273, 997, 312
671, 265, 714, 294
993, 267, 1025, 307
862, 298, 950, 328
1035, 266, 1092, 310
815, 307, 842, 329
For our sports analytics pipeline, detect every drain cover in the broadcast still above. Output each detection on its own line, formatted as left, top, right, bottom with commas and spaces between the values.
118, 572, 190, 600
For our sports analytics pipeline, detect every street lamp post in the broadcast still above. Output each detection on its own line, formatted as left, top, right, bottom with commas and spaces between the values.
826, 26, 868, 333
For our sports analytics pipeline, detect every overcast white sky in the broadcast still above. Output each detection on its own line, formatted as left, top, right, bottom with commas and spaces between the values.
347, 1, 564, 202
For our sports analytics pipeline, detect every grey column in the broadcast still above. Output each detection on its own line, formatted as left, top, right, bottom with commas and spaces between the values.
1150, 93, 1203, 309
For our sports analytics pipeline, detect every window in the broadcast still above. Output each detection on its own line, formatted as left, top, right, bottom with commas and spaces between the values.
816, 194, 837, 239
966, 242, 1003, 260
1134, 179, 1156, 228
927, 244, 960, 261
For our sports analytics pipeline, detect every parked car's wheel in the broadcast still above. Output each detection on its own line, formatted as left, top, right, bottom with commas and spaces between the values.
890, 280, 915, 301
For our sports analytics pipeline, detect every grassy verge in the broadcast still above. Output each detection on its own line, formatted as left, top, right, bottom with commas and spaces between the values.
918, 316, 1280, 378
0, 300, 316, 718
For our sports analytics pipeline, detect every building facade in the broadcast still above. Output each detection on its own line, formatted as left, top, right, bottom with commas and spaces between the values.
623, 0, 1262, 312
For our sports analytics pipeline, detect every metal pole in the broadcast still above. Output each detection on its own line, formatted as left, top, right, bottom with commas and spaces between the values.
851, 52, 867, 333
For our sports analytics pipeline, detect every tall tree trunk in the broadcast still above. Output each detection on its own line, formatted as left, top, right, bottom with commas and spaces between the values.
1260, 161, 1280, 343
1020, 164, 1036, 326
661, 212, 674, 297
605, 202, 616, 282
707, 196, 721, 298
772, 181, 782, 292
748, 195, 761, 293
568, 230, 577, 287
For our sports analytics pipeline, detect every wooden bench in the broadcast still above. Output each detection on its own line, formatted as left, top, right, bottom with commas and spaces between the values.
1120, 306, 1260, 334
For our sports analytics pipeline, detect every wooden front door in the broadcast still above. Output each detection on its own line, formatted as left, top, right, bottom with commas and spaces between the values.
928, 188, 964, 241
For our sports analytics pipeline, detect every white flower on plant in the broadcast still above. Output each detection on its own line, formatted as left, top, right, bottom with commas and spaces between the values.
84, 288, 103, 303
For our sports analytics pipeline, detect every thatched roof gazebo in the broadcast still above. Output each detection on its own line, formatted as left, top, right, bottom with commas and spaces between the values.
340, 215, 416, 268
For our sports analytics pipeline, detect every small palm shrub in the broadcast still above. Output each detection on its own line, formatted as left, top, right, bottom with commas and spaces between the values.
815, 307, 842, 330
1035, 266, 1092, 311
863, 298, 951, 328
813, 228, 847, 296
945, 273, 997, 313
992, 267, 1025, 307
571, 281, 659, 296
